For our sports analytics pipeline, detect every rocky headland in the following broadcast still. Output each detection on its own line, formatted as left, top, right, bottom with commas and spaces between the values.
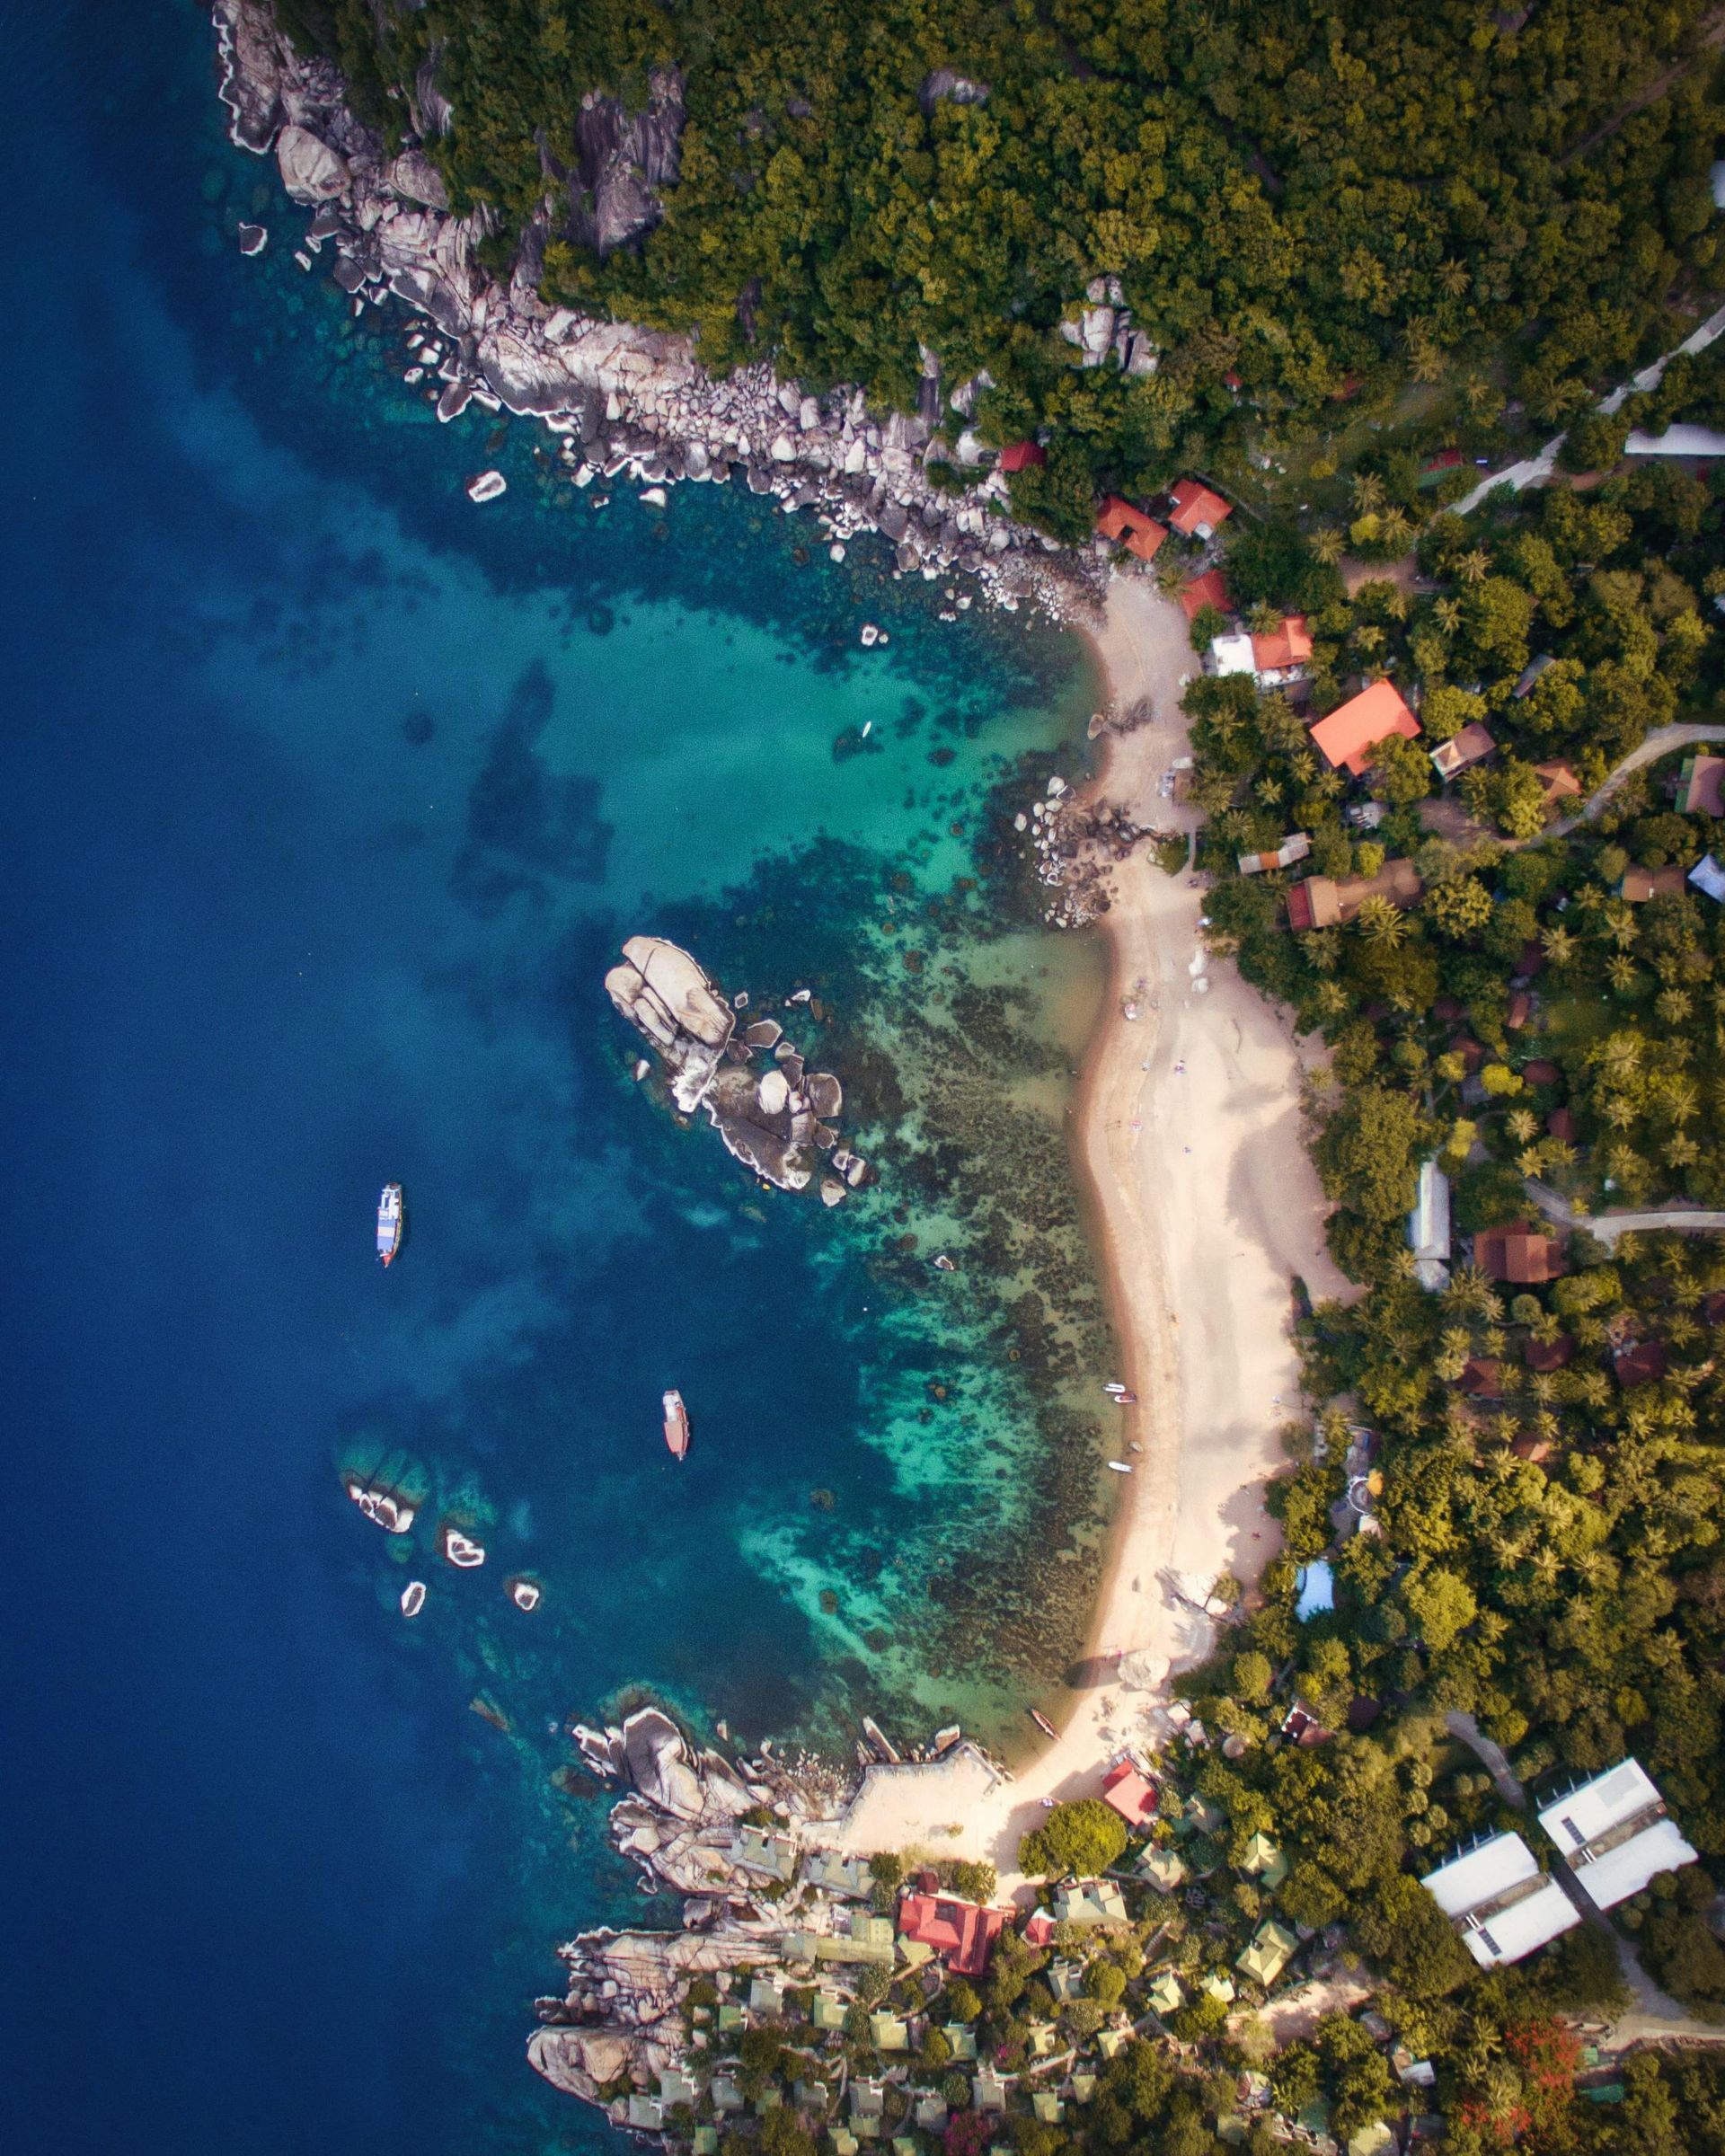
211, 0, 1104, 631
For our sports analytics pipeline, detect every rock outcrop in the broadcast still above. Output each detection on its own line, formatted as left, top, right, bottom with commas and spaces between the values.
605, 935, 735, 1114
210, 0, 1103, 630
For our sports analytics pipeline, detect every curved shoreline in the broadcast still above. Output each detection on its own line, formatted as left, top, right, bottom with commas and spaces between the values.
830, 572, 1350, 1886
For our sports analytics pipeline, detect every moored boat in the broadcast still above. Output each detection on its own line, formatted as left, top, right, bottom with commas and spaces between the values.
376, 1182, 403, 1266
400, 1580, 427, 1618
1029, 1707, 1059, 1741
662, 1388, 690, 1460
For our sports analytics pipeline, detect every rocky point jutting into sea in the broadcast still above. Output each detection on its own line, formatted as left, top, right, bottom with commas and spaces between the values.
212, 0, 1110, 633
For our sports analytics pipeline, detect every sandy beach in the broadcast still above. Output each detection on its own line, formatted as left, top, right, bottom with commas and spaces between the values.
833, 570, 1351, 1888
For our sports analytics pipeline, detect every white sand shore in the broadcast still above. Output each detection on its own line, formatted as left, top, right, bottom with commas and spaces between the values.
832, 571, 1350, 1893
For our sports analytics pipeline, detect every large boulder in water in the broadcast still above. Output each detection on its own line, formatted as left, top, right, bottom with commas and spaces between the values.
277, 123, 349, 203
606, 936, 735, 1112
621, 1708, 704, 1818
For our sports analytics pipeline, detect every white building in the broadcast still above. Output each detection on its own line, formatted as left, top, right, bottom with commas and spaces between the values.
1536, 1759, 1699, 1911
1407, 1159, 1452, 1291
1210, 632, 1257, 678
1421, 1831, 1579, 1967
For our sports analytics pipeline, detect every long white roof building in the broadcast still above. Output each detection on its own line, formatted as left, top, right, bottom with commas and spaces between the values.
1536, 1759, 1698, 1911
1421, 1831, 1580, 1967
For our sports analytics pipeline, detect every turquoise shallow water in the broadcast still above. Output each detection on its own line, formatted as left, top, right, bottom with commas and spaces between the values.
1, 7, 1113, 2151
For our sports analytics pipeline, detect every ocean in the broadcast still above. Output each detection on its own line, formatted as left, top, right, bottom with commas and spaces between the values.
0, 5, 1110, 2150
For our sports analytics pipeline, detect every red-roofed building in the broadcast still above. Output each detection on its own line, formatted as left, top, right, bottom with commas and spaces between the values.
1168, 478, 1233, 539
1096, 496, 1168, 562
1101, 1759, 1160, 1827
997, 439, 1046, 474
1178, 568, 1232, 622
897, 1895, 1008, 1978
1022, 1911, 1056, 1949
1251, 615, 1314, 680
1473, 1224, 1566, 1285
1308, 680, 1421, 777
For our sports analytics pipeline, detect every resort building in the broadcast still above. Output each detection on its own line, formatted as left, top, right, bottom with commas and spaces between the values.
1251, 614, 1314, 686
1420, 1831, 1580, 1967
1430, 723, 1496, 779
1051, 1878, 1128, 1925
1472, 1224, 1565, 1285
1236, 1920, 1299, 1988
1137, 1847, 1187, 1893
1095, 496, 1167, 561
1285, 856, 1422, 931
1691, 854, 1725, 902
1168, 478, 1233, 539
1177, 568, 1231, 621
1408, 1158, 1452, 1291
803, 1850, 876, 1899
996, 440, 1045, 473
735, 1825, 799, 1881
1100, 1757, 1161, 1827
1239, 1833, 1289, 1892
1536, 1758, 1699, 1910
1209, 630, 1259, 678
1308, 679, 1421, 776
1621, 864, 1687, 901
1680, 753, 1725, 815
1146, 1970, 1185, 2018
869, 2012, 910, 2053
1535, 760, 1583, 812
1237, 832, 1311, 877
896, 1893, 1007, 1977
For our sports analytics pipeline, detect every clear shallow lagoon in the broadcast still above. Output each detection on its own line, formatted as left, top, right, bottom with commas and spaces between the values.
2, 7, 1110, 2151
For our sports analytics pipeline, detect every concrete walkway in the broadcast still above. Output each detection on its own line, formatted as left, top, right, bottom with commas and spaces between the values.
1452, 304, 1725, 517
1523, 1180, 1725, 1246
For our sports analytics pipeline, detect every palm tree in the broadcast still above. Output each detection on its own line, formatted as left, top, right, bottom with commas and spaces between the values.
1438, 260, 1471, 299
1606, 954, 1640, 993
1350, 471, 1385, 514
1656, 988, 1694, 1027
1434, 596, 1462, 634
1353, 623, 1386, 654
1357, 895, 1407, 946
1380, 508, 1415, 554
1539, 923, 1576, 968
1456, 547, 1491, 585
1506, 1107, 1538, 1144
1312, 526, 1346, 565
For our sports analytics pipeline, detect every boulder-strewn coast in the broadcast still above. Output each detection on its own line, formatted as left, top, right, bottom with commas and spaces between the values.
211, 1, 1101, 630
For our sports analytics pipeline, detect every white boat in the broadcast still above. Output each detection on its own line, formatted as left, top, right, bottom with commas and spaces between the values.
401, 1580, 426, 1618
1107, 1460, 1134, 1474
376, 1183, 403, 1266
662, 1389, 690, 1461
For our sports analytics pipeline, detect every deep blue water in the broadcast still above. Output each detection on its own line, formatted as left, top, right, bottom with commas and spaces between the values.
1, 6, 1097, 2152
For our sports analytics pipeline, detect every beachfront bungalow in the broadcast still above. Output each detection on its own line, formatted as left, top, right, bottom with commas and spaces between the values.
1430, 723, 1496, 780
1514, 654, 1557, 699
1285, 857, 1422, 932
1027, 2026, 1057, 2059
1095, 496, 1167, 561
659, 2070, 699, 2109
1137, 1846, 1187, 1893
1169, 478, 1233, 539
1537, 1758, 1699, 1910
1420, 1831, 1579, 1968
1308, 679, 1421, 777
1178, 568, 1232, 622
850, 2080, 886, 2125
1052, 1878, 1128, 1925
1236, 1919, 1299, 1989
1101, 1757, 1161, 1827
736, 1825, 799, 1882
1408, 1158, 1452, 1291
1146, 1970, 1185, 2018
804, 1850, 875, 1899
1239, 1833, 1289, 1892
1473, 1224, 1565, 1286
897, 1893, 1007, 1977
1072, 2072, 1097, 2104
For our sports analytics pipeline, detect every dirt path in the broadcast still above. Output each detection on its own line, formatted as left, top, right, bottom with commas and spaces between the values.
1545, 720, 1725, 835
1560, 11, 1725, 166
1524, 1180, 1725, 1245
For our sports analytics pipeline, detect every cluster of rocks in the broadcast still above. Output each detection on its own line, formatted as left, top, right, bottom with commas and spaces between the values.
212, 1, 1104, 627
1013, 776, 1160, 930
606, 936, 868, 1202
1059, 274, 1160, 379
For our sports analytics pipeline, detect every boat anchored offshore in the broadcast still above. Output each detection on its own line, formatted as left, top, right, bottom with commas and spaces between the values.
376, 1182, 403, 1266
662, 1389, 691, 1460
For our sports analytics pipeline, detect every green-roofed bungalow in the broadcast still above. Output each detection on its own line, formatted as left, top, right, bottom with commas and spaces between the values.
1236, 1920, 1299, 1990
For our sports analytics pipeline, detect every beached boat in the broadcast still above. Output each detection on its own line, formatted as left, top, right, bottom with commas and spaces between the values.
1029, 1708, 1059, 1741
376, 1182, 403, 1266
1107, 1460, 1134, 1474
400, 1580, 426, 1618
662, 1388, 690, 1460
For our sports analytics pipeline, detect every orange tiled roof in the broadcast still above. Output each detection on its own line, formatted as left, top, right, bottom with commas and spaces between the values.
1251, 615, 1313, 672
1168, 478, 1232, 536
1308, 680, 1420, 777
1095, 495, 1167, 561
1178, 568, 1232, 622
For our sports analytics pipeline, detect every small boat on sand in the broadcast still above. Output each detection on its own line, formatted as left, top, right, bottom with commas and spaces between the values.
400, 1580, 427, 1618
1029, 1708, 1059, 1741
663, 1389, 690, 1460
376, 1182, 403, 1266
1107, 1460, 1133, 1474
